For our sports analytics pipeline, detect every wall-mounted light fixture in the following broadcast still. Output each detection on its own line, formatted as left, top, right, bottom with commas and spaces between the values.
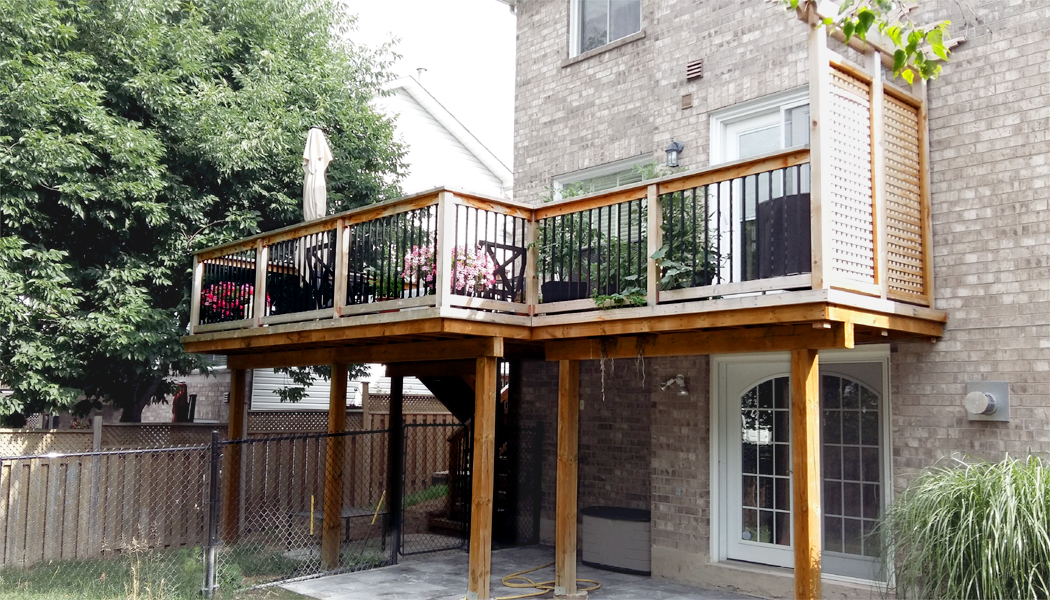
661, 374, 689, 396
665, 140, 684, 168
965, 381, 1010, 422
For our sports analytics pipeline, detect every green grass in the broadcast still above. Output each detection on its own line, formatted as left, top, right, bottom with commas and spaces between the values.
403, 484, 448, 509
878, 455, 1050, 599
0, 544, 316, 600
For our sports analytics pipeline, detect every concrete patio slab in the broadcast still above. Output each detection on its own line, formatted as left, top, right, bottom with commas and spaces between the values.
281, 545, 756, 600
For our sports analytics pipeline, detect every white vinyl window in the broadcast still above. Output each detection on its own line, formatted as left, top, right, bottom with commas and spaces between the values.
571, 0, 642, 56
552, 155, 650, 201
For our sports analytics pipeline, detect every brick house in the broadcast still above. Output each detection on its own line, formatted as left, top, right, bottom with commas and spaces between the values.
181, 1, 1047, 598
505, 0, 1049, 597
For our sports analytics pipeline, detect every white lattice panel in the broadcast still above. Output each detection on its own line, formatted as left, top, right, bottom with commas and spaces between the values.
827, 69, 875, 284
883, 93, 926, 302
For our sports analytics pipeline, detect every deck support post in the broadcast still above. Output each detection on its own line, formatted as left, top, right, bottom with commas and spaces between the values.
322, 363, 348, 569
467, 356, 498, 600
791, 349, 822, 599
388, 375, 405, 565
221, 368, 247, 543
554, 360, 584, 598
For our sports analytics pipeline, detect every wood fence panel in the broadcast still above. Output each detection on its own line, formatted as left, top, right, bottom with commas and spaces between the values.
25, 460, 46, 565
43, 460, 63, 562
7, 462, 28, 566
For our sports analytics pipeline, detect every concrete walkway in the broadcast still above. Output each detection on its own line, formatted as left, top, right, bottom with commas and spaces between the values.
282, 545, 756, 600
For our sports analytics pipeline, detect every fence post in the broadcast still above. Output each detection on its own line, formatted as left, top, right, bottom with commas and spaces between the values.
91, 416, 102, 451
203, 430, 221, 599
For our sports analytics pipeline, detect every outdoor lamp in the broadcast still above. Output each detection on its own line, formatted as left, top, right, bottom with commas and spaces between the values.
661, 374, 689, 396
665, 140, 684, 167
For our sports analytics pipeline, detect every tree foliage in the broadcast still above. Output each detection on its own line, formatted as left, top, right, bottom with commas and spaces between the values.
0, 0, 404, 420
782, 0, 951, 83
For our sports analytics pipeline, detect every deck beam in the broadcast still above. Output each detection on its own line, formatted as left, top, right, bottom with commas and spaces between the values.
544, 323, 853, 361
226, 337, 504, 370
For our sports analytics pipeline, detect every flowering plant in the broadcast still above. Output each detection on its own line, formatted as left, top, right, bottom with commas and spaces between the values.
401, 245, 497, 295
201, 282, 270, 321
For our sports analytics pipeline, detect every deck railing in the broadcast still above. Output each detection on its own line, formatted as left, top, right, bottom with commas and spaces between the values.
190, 145, 929, 333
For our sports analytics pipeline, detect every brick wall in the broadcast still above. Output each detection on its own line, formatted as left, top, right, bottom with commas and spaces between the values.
888, 0, 1050, 491
514, 0, 808, 205
141, 371, 232, 423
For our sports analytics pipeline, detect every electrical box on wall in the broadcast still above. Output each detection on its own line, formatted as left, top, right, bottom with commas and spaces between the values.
965, 381, 1010, 422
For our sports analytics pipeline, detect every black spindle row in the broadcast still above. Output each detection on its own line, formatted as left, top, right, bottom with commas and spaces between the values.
265, 230, 337, 316
537, 198, 648, 303
449, 205, 528, 301
199, 249, 257, 325
659, 164, 811, 292
346, 206, 438, 305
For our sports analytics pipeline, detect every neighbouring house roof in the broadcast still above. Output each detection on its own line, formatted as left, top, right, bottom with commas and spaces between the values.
376, 76, 513, 198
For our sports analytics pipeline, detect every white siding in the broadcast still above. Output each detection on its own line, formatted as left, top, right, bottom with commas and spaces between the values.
250, 366, 431, 412
378, 88, 508, 197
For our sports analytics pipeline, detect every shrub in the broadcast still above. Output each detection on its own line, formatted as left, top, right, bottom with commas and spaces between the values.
878, 455, 1050, 599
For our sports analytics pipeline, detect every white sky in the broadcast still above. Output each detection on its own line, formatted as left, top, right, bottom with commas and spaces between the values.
342, 0, 517, 169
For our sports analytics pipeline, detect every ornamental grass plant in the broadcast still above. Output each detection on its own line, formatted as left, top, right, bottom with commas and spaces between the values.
879, 455, 1050, 599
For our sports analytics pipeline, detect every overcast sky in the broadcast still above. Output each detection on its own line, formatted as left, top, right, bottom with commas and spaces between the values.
343, 0, 517, 168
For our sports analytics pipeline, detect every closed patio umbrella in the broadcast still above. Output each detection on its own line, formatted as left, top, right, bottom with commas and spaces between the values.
297, 128, 334, 294
303, 127, 333, 221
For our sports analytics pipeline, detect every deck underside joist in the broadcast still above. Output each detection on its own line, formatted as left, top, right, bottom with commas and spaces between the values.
182, 291, 945, 367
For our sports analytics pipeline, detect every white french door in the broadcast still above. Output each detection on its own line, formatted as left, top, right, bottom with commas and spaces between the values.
716, 354, 888, 580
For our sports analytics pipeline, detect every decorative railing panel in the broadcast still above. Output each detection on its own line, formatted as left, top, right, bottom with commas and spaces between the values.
883, 92, 926, 303
828, 67, 875, 286
266, 229, 337, 318
349, 204, 439, 305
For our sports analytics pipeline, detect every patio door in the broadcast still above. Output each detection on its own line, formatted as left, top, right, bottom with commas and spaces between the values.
717, 354, 888, 579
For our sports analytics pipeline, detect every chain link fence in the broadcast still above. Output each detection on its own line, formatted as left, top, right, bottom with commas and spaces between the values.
0, 422, 541, 599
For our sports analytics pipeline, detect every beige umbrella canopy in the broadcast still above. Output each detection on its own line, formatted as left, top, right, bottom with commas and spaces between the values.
302, 127, 333, 221
297, 128, 334, 288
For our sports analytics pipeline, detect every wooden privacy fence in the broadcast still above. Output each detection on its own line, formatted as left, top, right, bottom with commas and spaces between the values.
0, 447, 211, 569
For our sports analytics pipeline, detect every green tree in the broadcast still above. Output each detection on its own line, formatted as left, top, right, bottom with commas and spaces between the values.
780, 0, 952, 83
0, 0, 404, 421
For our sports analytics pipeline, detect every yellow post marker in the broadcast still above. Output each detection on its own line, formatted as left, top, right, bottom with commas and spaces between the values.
310, 495, 315, 536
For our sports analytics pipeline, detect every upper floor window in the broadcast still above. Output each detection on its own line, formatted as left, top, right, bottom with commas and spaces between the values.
573, 0, 642, 56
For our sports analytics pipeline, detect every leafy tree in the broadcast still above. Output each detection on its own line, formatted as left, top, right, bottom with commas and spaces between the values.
0, 0, 404, 420
780, 0, 952, 83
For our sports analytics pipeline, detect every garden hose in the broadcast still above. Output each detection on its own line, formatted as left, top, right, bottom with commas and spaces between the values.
494, 561, 601, 600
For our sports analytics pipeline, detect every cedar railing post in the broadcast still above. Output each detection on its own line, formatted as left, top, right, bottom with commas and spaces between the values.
807, 9, 832, 290
646, 184, 662, 305
333, 219, 349, 318
525, 217, 540, 313
190, 256, 203, 334
253, 240, 268, 326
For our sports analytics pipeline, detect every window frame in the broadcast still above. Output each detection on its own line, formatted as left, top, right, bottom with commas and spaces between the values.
569, 0, 643, 58
709, 347, 893, 583
551, 154, 652, 202
709, 88, 810, 166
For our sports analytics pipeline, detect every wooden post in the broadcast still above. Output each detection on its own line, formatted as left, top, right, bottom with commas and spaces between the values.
869, 51, 888, 300
646, 184, 662, 306
791, 349, 821, 600
253, 240, 268, 326
189, 256, 203, 334
554, 360, 582, 598
807, 11, 832, 291
221, 368, 247, 543
525, 218, 540, 312
914, 77, 935, 307
387, 375, 404, 565
322, 363, 348, 569
467, 356, 497, 600
333, 219, 349, 317
435, 192, 456, 309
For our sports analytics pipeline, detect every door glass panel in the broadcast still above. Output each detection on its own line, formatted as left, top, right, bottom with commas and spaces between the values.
739, 377, 791, 546
821, 374, 881, 560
